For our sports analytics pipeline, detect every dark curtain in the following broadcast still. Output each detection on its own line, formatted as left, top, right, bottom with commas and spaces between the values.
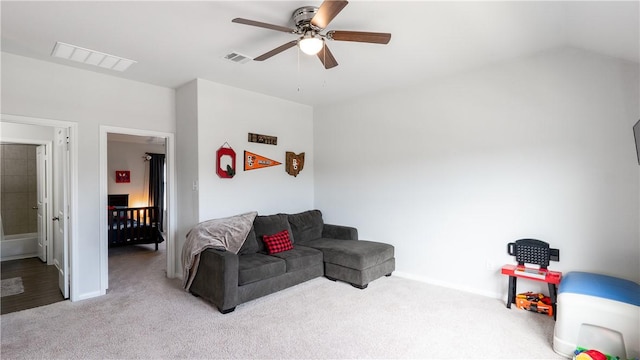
148, 153, 165, 232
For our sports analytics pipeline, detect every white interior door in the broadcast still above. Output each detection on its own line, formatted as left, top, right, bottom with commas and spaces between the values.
53, 128, 69, 299
36, 145, 47, 262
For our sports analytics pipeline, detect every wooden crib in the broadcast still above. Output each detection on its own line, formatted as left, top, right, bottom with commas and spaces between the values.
108, 194, 164, 250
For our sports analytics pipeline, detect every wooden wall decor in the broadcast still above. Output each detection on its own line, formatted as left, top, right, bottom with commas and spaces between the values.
244, 151, 281, 171
285, 152, 305, 177
248, 133, 277, 145
216, 143, 236, 178
115, 170, 130, 183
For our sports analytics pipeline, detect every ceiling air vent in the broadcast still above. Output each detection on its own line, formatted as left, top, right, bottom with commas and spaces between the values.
51, 42, 136, 72
223, 52, 252, 64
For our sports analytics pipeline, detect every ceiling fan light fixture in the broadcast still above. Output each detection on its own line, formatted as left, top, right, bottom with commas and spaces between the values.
231, 0, 390, 68
299, 34, 323, 55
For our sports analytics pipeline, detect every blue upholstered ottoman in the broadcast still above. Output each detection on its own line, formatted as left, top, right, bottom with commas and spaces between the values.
553, 272, 640, 359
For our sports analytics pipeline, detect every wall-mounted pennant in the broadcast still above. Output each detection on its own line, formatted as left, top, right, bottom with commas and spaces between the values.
285, 152, 305, 177
244, 151, 281, 171
248, 133, 277, 145
216, 143, 236, 178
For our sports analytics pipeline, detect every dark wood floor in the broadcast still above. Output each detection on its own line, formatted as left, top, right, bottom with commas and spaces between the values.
1, 257, 65, 314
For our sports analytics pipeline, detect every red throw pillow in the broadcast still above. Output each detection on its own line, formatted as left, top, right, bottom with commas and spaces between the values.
263, 230, 293, 254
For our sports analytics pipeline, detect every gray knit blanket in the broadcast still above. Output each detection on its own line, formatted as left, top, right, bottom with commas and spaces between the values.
182, 211, 257, 290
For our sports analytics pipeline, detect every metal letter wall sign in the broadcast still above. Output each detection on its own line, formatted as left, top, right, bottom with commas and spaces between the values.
248, 133, 277, 145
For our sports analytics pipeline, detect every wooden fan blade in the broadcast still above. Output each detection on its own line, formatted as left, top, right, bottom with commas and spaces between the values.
311, 0, 348, 29
232, 18, 295, 33
328, 30, 391, 44
253, 40, 298, 61
317, 43, 338, 69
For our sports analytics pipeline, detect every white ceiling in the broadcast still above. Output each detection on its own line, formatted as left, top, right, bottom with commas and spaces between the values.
2, 1, 638, 107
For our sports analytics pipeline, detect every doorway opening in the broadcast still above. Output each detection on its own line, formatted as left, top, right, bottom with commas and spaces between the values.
99, 126, 176, 293
0, 143, 48, 261
1, 114, 76, 309
0, 142, 63, 314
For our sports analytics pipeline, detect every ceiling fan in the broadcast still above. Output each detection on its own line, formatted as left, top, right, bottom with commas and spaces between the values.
232, 0, 391, 69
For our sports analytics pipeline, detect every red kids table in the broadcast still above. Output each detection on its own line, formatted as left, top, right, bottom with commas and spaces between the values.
501, 264, 562, 319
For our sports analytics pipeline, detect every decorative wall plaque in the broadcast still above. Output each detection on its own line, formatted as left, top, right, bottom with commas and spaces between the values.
216, 143, 236, 178
115, 170, 130, 183
285, 152, 305, 177
248, 133, 277, 145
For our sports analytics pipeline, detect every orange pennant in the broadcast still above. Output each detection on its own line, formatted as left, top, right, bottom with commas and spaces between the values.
244, 151, 281, 171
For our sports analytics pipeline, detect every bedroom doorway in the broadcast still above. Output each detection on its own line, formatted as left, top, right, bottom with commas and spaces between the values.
99, 126, 176, 293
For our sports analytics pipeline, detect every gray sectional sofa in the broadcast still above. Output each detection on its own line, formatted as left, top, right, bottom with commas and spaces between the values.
189, 210, 395, 313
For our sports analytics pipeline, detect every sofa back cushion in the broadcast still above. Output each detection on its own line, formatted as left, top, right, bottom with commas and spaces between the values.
287, 210, 324, 243
262, 229, 294, 254
238, 226, 259, 255
253, 214, 295, 253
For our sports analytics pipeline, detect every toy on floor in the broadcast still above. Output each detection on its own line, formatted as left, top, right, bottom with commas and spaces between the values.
553, 272, 640, 359
574, 348, 617, 360
515, 291, 553, 317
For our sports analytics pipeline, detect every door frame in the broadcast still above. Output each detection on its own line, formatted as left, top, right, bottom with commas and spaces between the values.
0, 113, 78, 300
99, 126, 176, 292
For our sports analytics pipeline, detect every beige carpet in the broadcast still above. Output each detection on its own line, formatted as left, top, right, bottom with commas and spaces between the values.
1, 243, 564, 359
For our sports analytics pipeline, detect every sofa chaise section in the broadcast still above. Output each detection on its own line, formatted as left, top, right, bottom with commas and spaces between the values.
301, 238, 395, 289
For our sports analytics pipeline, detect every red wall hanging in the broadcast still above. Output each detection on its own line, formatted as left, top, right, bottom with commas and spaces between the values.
115, 170, 130, 183
216, 143, 236, 178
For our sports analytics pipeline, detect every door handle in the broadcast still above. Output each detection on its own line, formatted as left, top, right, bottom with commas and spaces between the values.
52, 217, 60, 221
32, 206, 38, 210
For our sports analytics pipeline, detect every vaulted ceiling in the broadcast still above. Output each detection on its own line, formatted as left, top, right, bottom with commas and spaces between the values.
2, 1, 638, 106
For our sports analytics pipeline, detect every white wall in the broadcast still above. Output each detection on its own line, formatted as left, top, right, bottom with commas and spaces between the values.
0, 122, 55, 141
107, 140, 165, 207
174, 78, 314, 276
196, 79, 314, 219
1, 52, 175, 299
175, 79, 199, 278
4, 46, 637, 302
314, 47, 640, 297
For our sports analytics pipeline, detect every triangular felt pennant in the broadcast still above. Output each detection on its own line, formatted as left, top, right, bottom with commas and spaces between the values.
244, 151, 282, 171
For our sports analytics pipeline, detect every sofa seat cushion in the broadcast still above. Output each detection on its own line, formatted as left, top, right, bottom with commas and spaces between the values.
238, 253, 286, 286
303, 239, 394, 270
270, 245, 323, 273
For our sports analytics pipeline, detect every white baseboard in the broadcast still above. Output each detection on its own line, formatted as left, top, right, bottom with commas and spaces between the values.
75, 290, 105, 301
393, 271, 503, 299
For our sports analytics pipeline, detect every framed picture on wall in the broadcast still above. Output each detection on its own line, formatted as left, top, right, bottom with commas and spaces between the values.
115, 170, 130, 183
